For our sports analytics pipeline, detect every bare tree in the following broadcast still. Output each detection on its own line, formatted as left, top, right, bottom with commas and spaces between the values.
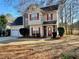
4, 0, 60, 13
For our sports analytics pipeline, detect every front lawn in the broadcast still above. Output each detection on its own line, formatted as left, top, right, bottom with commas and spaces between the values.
0, 35, 79, 59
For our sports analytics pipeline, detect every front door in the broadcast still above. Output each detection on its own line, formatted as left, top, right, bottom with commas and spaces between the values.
48, 27, 52, 36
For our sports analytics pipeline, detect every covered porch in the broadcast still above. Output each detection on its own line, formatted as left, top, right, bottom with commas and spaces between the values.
29, 24, 58, 37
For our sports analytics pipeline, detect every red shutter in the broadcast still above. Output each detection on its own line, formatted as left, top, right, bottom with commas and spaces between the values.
37, 13, 39, 20
47, 14, 49, 20
30, 14, 31, 20
27, 14, 28, 19
51, 14, 53, 20
31, 28, 33, 35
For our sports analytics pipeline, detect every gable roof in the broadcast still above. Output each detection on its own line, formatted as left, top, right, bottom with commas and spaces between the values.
24, 4, 40, 13
41, 5, 59, 11
11, 16, 23, 26
24, 4, 59, 13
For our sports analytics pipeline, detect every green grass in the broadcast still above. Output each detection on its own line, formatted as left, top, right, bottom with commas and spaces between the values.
61, 54, 71, 59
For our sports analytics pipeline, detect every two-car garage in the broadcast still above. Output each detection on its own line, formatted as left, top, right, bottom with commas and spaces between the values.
11, 29, 22, 37
10, 16, 23, 37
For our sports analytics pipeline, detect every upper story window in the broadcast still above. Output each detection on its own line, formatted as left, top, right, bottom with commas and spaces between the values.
47, 13, 53, 20
29, 13, 39, 20
49, 14, 53, 20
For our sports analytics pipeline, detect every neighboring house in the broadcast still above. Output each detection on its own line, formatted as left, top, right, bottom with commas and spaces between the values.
6, 14, 15, 29
10, 16, 24, 37
23, 4, 59, 37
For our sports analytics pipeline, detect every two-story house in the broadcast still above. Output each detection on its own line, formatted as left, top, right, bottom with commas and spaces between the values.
23, 4, 59, 37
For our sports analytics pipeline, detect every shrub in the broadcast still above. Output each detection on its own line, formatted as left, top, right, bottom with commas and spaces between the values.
61, 53, 76, 59
0, 30, 1, 37
19, 28, 29, 37
0, 30, 4, 37
52, 32, 57, 38
6, 29, 11, 36
3, 30, 5, 36
58, 27, 64, 37
61, 54, 72, 59
36, 33, 40, 37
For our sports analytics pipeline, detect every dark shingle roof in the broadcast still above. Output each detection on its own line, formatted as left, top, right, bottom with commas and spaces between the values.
41, 5, 58, 11
43, 20, 57, 24
11, 16, 23, 26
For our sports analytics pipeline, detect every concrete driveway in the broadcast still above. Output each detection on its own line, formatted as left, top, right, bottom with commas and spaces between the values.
0, 37, 18, 43
0, 37, 47, 43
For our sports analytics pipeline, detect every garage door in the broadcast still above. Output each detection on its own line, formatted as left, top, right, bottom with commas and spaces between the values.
11, 29, 22, 37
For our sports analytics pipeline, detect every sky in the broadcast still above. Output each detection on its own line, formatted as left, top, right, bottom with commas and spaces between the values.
0, 0, 44, 18
0, 0, 59, 18
0, 0, 78, 22
0, 0, 21, 17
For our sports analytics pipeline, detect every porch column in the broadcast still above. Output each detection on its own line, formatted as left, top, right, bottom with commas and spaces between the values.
57, 10, 59, 36
29, 26, 32, 36
46, 26, 48, 37
40, 26, 43, 37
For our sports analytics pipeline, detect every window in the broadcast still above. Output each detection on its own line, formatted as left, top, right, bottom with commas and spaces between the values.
32, 27, 40, 35
37, 13, 39, 20
47, 13, 53, 20
47, 14, 49, 20
49, 14, 53, 20
32, 13, 37, 20
29, 14, 31, 20
49, 14, 51, 20
30, 13, 39, 20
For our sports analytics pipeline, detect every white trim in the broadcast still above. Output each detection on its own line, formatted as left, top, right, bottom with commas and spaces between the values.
23, 15, 25, 27
46, 26, 48, 37
40, 26, 43, 37
57, 10, 59, 36
29, 26, 32, 36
